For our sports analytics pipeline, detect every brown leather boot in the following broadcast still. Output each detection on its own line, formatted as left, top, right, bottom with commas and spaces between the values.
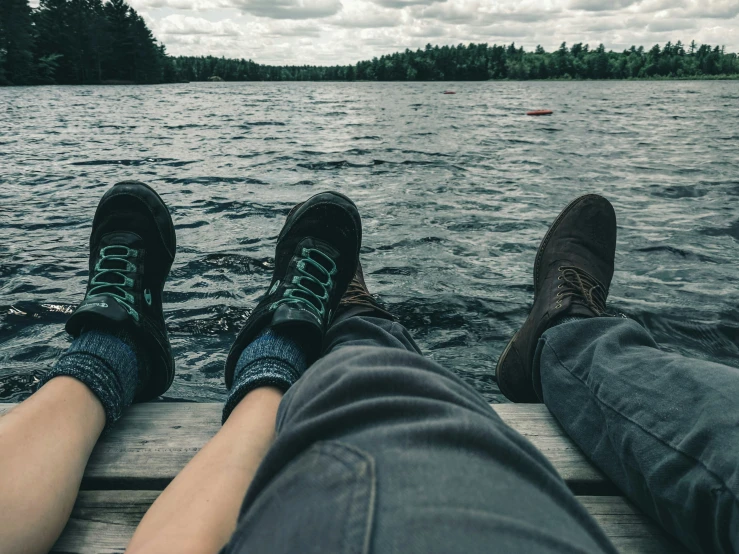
333, 261, 395, 322
495, 194, 617, 402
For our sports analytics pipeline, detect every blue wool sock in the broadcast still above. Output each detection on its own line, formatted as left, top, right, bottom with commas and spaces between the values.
38, 330, 140, 429
223, 328, 307, 423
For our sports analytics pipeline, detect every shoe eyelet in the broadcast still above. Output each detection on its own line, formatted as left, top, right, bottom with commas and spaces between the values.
555, 303, 562, 308
557, 276, 562, 280
558, 266, 563, 271
556, 292, 562, 297
557, 284, 562, 288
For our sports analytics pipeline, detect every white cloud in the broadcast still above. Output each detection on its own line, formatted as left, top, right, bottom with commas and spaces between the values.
646, 18, 697, 33
228, 0, 342, 19
133, 0, 201, 9
265, 22, 324, 36
405, 22, 447, 37
635, 0, 688, 14
372, 0, 441, 7
683, 0, 739, 19
569, 0, 638, 12
158, 14, 242, 35
329, 1, 402, 28
134, 0, 739, 63
416, 0, 562, 26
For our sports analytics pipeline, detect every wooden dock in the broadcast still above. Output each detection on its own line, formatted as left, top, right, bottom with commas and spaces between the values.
0, 403, 687, 553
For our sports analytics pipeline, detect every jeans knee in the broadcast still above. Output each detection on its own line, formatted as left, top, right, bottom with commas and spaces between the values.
323, 316, 422, 356
275, 345, 495, 435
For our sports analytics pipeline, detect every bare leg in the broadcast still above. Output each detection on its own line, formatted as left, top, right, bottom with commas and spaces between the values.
0, 377, 106, 554
126, 387, 282, 554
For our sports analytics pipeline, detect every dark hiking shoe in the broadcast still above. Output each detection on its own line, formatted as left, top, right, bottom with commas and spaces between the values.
333, 261, 395, 322
495, 194, 616, 402
66, 181, 176, 402
224, 191, 361, 389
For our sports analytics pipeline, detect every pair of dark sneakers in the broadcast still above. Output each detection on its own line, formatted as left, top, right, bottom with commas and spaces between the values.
67, 182, 616, 404
66, 182, 392, 401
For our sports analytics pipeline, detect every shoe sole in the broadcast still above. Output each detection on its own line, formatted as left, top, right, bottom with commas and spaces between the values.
496, 194, 607, 402
495, 329, 520, 401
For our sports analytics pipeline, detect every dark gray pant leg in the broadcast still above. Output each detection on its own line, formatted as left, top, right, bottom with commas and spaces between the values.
224, 316, 617, 554
537, 317, 739, 554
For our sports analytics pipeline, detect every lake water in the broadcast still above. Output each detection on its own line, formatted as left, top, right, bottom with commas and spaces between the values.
1, 81, 738, 403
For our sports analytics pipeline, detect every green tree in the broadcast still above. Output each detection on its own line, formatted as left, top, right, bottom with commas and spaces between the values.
0, 0, 36, 84
4, 32, 739, 87
34, 0, 72, 82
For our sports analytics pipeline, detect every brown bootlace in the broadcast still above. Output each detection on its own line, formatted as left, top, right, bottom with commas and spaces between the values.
340, 279, 378, 310
556, 266, 607, 314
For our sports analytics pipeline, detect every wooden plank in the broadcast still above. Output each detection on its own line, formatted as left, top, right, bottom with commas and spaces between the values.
81, 403, 217, 490
493, 404, 614, 494
50, 491, 688, 554
579, 496, 688, 553
2, 402, 687, 553
51, 491, 157, 554
1, 402, 609, 491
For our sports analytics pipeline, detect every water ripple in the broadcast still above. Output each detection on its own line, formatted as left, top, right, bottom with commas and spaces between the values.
1, 81, 738, 402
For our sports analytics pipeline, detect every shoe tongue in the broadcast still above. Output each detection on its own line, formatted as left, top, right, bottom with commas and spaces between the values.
353, 261, 367, 288
278, 237, 340, 273
100, 231, 144, 249
300, 237, 340, 259
544, 253, 610, 288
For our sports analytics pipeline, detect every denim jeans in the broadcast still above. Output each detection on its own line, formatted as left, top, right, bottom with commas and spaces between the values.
537, 317, 739, 553
222, 313, 739, 553
222, 314, 617, 554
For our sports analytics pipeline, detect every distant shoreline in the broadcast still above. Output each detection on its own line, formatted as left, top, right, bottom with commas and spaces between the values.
4, 75, 738, 87
4, 0, 739, 91
5, 74, 739, 87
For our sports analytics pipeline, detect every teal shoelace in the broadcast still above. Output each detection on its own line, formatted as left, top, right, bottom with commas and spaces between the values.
88, 245, 141, 321
269, 247, 337, 320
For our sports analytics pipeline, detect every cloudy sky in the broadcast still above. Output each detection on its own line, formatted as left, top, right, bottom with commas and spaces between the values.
126, 0, 739, 64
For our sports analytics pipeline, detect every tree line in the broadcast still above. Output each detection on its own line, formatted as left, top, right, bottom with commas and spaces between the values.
2, 0, 738, 85
0, 0, 169, 84
173, 41, 739, 82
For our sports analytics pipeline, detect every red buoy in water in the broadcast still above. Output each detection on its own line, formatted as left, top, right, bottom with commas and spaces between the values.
527, 110, 553, 116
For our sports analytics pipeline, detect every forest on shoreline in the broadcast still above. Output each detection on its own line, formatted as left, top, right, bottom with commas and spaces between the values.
2, 0, 739, 86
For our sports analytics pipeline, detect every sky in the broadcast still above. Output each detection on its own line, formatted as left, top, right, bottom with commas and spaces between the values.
124, 0, 739, 64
